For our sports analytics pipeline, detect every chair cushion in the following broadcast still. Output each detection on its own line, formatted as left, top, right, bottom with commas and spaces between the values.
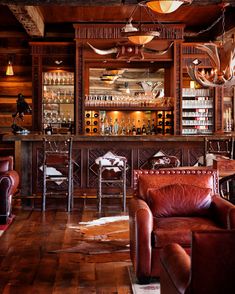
153, 216, 222, 248
147, 184, 212, 217
0, 160, 9, 173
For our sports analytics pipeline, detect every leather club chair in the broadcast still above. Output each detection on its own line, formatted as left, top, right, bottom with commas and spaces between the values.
160, 230, 235, 294
0, 156, 19, 224
129, 168, 235, 283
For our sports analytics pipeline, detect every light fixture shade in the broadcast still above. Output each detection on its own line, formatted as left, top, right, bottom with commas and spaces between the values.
146, 0, 190, 14
128, 35, 155, 45
124, 30, 160, 45
6, 60, 14, 76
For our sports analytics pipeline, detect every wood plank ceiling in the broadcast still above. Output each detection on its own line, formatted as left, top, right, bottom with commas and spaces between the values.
0, 0, 235, 41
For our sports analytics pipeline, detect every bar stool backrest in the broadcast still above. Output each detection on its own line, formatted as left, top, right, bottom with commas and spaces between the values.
204, 137, 234, 165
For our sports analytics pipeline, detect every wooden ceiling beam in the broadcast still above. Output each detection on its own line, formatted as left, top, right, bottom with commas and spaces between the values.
7, 5, 44, 37
1, 0, 234, 6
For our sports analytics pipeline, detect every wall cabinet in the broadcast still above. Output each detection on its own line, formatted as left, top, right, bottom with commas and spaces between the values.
182, 88, 214, 135
42, 71, 74, 134
84, 96, 174, 136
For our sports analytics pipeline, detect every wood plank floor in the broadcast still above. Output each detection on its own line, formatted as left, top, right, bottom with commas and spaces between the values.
0, 202, 132, 293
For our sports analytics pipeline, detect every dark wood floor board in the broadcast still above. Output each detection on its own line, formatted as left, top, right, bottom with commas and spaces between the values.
0, 206, 132, 293
53, 259, 80, 293
114, 262, 132, 294
95, 262, 119, 292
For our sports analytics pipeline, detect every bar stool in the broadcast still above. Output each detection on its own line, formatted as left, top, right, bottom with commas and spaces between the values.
96, 151, 127, 213
42, 137, 73, 212
204, 137, 234, 165
149, 155, 180, 169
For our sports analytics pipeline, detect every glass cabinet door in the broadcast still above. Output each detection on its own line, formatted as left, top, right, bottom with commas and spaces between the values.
182, 88, 214, 135
42, 71, 74, 134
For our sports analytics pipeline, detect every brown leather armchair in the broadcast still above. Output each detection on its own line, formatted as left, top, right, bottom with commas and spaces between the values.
129, 168, 235, 283
0, 156, 19, 224
160, 230, 235, 294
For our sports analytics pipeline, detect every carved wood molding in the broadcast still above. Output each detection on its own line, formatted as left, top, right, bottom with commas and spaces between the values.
74, 24, 185, 41
2, 0, 235, 6
7, 5, 44, 37
30, 42, 75, 55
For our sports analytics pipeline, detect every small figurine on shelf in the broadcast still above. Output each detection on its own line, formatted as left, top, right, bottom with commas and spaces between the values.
11, 93, 32, 134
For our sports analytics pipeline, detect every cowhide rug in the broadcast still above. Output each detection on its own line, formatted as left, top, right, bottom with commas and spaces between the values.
128, 266, 161, 294
49, 215, 130, 262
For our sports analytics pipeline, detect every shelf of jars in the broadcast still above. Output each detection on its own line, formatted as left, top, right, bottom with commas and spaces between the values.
84, 95, 173, 108
42, 71, 74, 134
182, 88, 214, 135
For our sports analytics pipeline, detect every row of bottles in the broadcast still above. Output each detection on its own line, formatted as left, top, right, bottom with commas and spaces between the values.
85, 110, 173, 135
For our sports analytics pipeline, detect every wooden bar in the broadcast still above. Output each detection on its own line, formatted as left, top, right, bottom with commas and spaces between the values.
3, 133, 235, 199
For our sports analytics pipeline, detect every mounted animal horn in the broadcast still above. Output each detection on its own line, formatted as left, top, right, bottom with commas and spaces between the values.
87, 42, 118, 55
143, 42, 174, 55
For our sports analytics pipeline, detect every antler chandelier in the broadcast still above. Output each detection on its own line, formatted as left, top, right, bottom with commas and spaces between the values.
187, 40, 235, 88
187, 5, 235, 88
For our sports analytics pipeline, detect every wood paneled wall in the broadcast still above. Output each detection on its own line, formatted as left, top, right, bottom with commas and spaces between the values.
0, 36, 32, 133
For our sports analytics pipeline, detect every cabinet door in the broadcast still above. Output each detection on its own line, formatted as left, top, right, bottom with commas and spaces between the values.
182, 88, 214, 135
42, 71, 74, 134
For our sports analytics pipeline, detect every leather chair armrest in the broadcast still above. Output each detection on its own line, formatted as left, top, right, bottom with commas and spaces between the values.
2, 170, 19, 196
129, 196, 153, 284
160, 243, 190, 294
211, 195, 235, 228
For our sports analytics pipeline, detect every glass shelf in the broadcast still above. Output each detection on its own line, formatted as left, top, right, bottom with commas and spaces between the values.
42, 71, 74, 134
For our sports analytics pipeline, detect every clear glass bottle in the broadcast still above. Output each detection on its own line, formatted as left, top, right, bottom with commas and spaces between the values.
113, 118, 119, 135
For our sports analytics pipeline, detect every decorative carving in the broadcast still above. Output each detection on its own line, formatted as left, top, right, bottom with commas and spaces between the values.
175, 42, 181, 135
87, 42, 174, 61
188, 148, 204, 166
8, 5, 44, 37
74, 24, 184, 41
77, 45, 83, 134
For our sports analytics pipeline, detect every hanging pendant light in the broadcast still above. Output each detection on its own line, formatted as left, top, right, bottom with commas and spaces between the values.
121, 3, 160, 45
146, 0, 192, 14
6, 59, 14, 76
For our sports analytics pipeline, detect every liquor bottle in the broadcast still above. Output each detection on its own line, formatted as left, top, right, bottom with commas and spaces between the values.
126, 118, 132, 135
100, 117, 105, 135
104, 117, 110, 135
121, 118, 126, 135
146, 120, 151, 135
113, 118, 119, 135
45, 123, 52, 135
137, 120, 141, 135
132, 121, 137, 136
109, 118, 113, 135
142, 124, 147, 135
151, 119, 156, 135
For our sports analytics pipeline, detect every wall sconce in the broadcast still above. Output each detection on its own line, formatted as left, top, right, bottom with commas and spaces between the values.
6, 59, 14, 76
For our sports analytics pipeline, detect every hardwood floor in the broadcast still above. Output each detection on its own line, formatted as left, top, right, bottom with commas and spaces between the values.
0, 201, 132, 293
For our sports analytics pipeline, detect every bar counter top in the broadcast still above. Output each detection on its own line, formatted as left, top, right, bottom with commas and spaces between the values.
2, 131, 234, 198
2, 132, 235, 142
